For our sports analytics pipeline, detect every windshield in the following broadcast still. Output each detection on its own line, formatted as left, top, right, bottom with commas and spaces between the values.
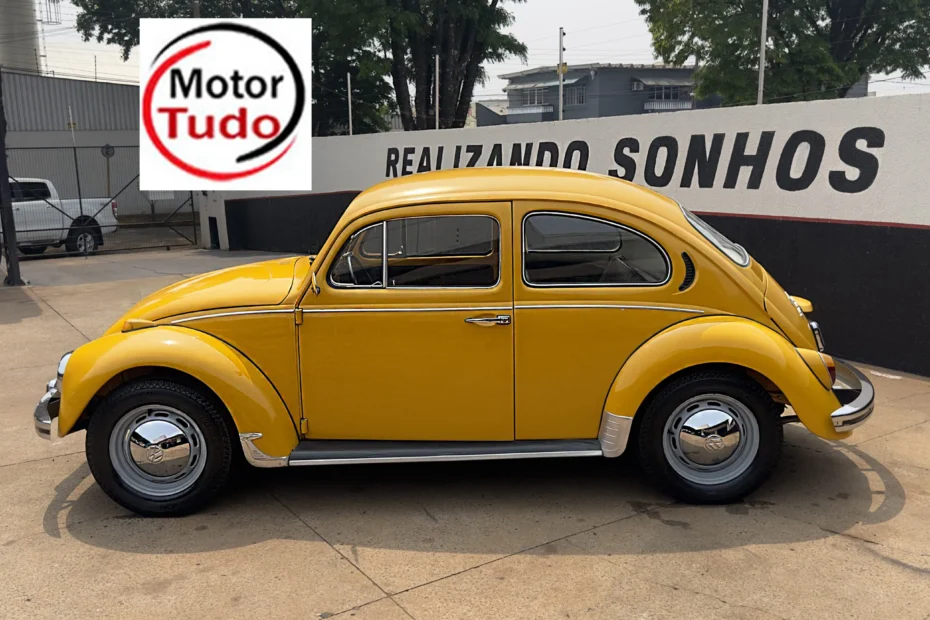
680, 206, 750, 267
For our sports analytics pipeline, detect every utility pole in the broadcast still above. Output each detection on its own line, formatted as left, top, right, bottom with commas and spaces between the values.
757, 0, 769, 105
192, 0, 200, 18
347, 72, 353, 136
94, 56, 97, 81
0, 67, 24, 286
558, 27, 565, 121
435, 55, 440, 130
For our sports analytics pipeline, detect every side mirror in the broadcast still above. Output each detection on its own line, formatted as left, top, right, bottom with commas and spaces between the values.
311, 271, 320, 295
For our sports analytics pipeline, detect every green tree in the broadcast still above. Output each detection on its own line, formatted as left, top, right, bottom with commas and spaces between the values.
72, 0, 392, 134
635, 0, 930, 104
385, 0, 527, 129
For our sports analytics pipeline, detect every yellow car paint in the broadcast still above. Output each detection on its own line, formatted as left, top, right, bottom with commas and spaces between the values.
603, 316, 848, 441
59, 326, 299, 458
298, 201, 515, 441
62, 167, 852, 454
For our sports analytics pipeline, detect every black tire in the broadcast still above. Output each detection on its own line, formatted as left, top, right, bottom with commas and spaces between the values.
19, 246, 47, 255
85, 379, 234, 517
64, 220, 102, 253
636, 369, 783, 504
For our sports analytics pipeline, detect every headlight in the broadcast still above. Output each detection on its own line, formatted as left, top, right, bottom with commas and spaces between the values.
57, 352, 72, 378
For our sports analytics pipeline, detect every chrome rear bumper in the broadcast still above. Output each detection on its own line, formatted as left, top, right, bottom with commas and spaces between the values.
831, 361, 875, 431
34, 378, 61, 440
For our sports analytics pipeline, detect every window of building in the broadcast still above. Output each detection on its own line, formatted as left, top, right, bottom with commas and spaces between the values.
523, 212, 670, 286
329, 223, 384, 287
522, 88, 545, 106
564, 84, 586, 106
648, 85, 685, 101
632, 80, 644, 91
387, 216, 499, 287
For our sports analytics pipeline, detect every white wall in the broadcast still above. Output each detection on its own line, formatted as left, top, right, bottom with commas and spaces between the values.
205, 93, 930, 247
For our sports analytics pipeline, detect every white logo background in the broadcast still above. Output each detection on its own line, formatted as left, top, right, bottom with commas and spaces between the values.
140, 18, 312, 191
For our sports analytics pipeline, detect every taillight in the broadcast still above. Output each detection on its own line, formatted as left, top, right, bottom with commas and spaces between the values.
111, 200, 118, 218
820, 353, 836, 385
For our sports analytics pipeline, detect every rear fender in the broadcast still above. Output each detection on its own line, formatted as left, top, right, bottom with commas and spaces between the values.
59, 325, 299, 458
603, 316, 846, 441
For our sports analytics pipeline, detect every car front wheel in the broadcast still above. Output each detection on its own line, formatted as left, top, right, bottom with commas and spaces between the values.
636, 369, 783, 504
85, 379, 234, 516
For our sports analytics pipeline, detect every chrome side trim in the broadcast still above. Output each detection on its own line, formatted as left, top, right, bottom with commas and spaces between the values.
515, 304, 703, 314
289, 450, 603, 466
831, 361, 875, 431
239, 433, 289, 468
302, 305, 512, 314
171, 309, 294, 324
598, 411, 634, 458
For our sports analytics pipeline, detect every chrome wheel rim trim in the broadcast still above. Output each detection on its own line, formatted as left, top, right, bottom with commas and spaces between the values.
109, 405, 207, 499
76, 232, 95, 252
662, 394, 759, 486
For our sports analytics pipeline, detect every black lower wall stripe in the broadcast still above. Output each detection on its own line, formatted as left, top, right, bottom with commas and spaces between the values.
705, 214, 930, 377
224, 193, 929, 376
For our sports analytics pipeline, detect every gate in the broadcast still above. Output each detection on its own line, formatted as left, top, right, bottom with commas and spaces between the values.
3, 145, 197, 258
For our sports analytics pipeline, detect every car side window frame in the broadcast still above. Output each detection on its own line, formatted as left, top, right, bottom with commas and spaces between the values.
327, 222, 386, 289
327, 214, 503, 291
521, 210, 672, 288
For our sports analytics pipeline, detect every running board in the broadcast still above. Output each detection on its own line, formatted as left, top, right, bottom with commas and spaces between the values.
287, 439, 603, 466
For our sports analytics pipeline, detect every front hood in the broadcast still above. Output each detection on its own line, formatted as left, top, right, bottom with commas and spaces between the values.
110, 257, 303, 329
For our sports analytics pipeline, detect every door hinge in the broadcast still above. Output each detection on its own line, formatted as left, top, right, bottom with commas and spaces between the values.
299, 418, 309, 435
294, 308, 303, 325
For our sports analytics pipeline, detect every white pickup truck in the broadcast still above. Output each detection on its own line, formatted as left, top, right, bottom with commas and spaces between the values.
3, 177, 119, 255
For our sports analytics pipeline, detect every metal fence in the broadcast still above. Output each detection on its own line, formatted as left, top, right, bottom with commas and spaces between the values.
2, 145, 197, 258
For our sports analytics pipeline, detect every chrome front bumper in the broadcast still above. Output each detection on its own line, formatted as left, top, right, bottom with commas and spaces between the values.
34, 378, 61, 440
830, 361, 875, 431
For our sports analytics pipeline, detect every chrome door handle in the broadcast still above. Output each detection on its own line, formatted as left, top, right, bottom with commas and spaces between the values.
465, 314, 511, 326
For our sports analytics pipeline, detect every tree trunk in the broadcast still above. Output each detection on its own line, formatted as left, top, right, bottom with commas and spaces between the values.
387, 14, 415, 131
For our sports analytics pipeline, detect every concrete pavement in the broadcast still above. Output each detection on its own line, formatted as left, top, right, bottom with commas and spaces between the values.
2, 249, 930, 620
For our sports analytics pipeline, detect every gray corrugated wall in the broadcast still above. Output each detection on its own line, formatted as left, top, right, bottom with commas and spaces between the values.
1, 72, 139, 132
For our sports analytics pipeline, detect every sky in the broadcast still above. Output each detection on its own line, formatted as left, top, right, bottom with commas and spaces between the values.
4, 0, 930, 99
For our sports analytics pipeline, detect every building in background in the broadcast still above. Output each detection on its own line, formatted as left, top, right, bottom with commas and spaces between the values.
0, 70, 190, 217
479, 63, 870, 126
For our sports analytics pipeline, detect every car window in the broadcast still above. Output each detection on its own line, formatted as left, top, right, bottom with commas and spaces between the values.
18, 182, 51, 201
386, 216, 499, 287
680, 205, 749, 267
9, 181, 22, 202
524, 212, 669, 286
329, 223, 384, 287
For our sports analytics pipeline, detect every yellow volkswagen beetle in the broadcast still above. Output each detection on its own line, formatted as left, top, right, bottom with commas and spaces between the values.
33, 168, 874, 516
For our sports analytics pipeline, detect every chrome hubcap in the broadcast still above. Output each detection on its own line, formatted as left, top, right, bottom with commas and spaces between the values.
663, 394, 759, 485
109, 405, 207, 498
76, 232, 95, 252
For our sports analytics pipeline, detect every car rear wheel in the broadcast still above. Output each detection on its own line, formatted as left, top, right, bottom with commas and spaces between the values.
636, 369, 783, 504
65, 221, 102, 254
85, 379, 234, 516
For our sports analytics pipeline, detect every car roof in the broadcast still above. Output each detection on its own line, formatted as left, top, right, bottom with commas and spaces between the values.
343, 168, 685, 225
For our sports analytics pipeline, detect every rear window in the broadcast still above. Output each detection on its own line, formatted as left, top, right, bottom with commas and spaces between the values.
680, 206, 749, 267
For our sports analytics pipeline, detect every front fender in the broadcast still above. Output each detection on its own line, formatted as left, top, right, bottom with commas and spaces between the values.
59, 326, 299, 458
603, 316, 847, 441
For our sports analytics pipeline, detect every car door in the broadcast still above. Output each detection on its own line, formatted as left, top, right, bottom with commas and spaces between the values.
513, 200, 688, 440
299, 201, 515, 441
12, 181, 63, 244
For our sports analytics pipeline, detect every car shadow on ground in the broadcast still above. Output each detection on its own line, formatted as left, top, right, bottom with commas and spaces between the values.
45, 426, 908, 563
